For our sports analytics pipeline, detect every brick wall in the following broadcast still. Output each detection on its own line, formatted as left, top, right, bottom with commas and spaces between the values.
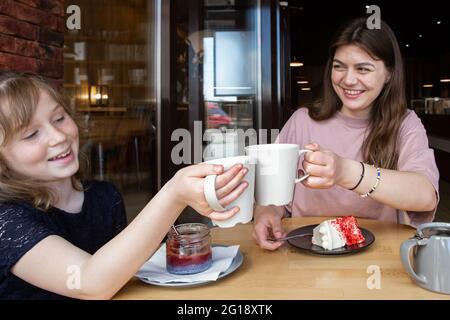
0, 0, 65, 84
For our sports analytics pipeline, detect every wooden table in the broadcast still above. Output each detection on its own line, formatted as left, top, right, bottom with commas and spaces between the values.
113, 217, 450, 300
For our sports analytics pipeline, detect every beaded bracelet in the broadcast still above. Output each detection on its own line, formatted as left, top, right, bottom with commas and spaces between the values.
361, 167, 381, 198
349, 162, 365, 191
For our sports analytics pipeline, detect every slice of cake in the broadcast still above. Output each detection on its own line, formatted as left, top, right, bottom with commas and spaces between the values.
312, 216, 365, 250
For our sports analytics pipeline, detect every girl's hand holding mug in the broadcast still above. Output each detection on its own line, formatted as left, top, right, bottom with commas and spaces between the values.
301, 143, 346, 189
169, 164, 249, 220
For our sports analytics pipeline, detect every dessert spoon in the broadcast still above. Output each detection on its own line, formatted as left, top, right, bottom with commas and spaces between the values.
267, 233, 313, 242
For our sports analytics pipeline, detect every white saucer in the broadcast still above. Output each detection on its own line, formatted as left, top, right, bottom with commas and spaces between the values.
135, 244, 244, 287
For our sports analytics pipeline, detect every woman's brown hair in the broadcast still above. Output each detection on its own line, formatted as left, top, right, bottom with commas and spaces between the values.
309, 17, 407, 169
0, 71, 88, 210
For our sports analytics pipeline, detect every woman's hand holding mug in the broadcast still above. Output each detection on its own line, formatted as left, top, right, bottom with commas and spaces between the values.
301, 143, 346, 189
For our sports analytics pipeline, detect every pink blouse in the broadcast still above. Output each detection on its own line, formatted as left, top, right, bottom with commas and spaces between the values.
278, 108, 440, 227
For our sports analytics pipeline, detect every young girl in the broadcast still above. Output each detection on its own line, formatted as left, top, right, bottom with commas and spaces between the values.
253, 17, 440, 250
0, 72, 248, 299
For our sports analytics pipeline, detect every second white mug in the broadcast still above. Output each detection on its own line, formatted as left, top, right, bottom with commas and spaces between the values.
245, 144, 311, 206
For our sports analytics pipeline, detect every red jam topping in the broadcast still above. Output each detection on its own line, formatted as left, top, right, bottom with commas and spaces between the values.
331, 216, 365, 246
166, 250, 212, 268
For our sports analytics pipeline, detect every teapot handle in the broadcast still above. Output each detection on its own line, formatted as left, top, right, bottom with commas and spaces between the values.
400, 238, 427, 285
417, 222, 450, 238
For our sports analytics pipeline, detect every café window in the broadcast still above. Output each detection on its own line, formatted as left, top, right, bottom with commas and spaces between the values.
172, 0, 260, 160
63, 0, 157, 221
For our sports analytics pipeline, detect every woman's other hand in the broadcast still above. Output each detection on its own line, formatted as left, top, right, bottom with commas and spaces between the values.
252, 206, 286, 250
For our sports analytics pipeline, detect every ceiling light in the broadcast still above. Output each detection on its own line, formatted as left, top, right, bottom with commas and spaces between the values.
440, 79, 450, 83
297, 81, 309, 84
422, 84, 433, 88
290, 56, 303, 67
290, 61, 304, 67
301, 88, 311, 91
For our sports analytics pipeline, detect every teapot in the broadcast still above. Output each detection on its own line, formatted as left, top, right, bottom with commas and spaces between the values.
400, 222, 450, 294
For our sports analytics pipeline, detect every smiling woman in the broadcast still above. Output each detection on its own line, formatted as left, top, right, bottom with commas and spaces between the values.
331, 45, 391, 119
310, 17, 406, 170
253, 17, 440, 251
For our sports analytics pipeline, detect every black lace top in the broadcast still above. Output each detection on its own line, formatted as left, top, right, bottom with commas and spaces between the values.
0, 181, 127, 300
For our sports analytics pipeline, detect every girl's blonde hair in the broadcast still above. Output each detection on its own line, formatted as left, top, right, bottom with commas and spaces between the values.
0, 72, 87, 210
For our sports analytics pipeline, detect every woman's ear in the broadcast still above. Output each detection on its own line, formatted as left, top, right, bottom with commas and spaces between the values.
385, 70, 392, 84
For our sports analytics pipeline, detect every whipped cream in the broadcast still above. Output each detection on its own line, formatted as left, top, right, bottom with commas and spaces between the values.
312, 220, 346, 250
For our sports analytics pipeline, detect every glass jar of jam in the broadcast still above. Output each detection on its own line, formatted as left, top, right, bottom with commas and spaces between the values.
166, 223, 212, 275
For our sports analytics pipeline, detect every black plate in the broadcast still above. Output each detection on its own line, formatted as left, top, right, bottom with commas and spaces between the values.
287, 224, 375, 255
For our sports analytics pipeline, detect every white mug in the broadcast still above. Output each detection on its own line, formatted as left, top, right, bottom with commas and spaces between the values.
203, 156, 255, 228
245, 144, 311, 206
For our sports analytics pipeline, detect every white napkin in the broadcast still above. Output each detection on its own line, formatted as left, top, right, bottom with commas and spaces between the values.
136, 244, 240, 284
